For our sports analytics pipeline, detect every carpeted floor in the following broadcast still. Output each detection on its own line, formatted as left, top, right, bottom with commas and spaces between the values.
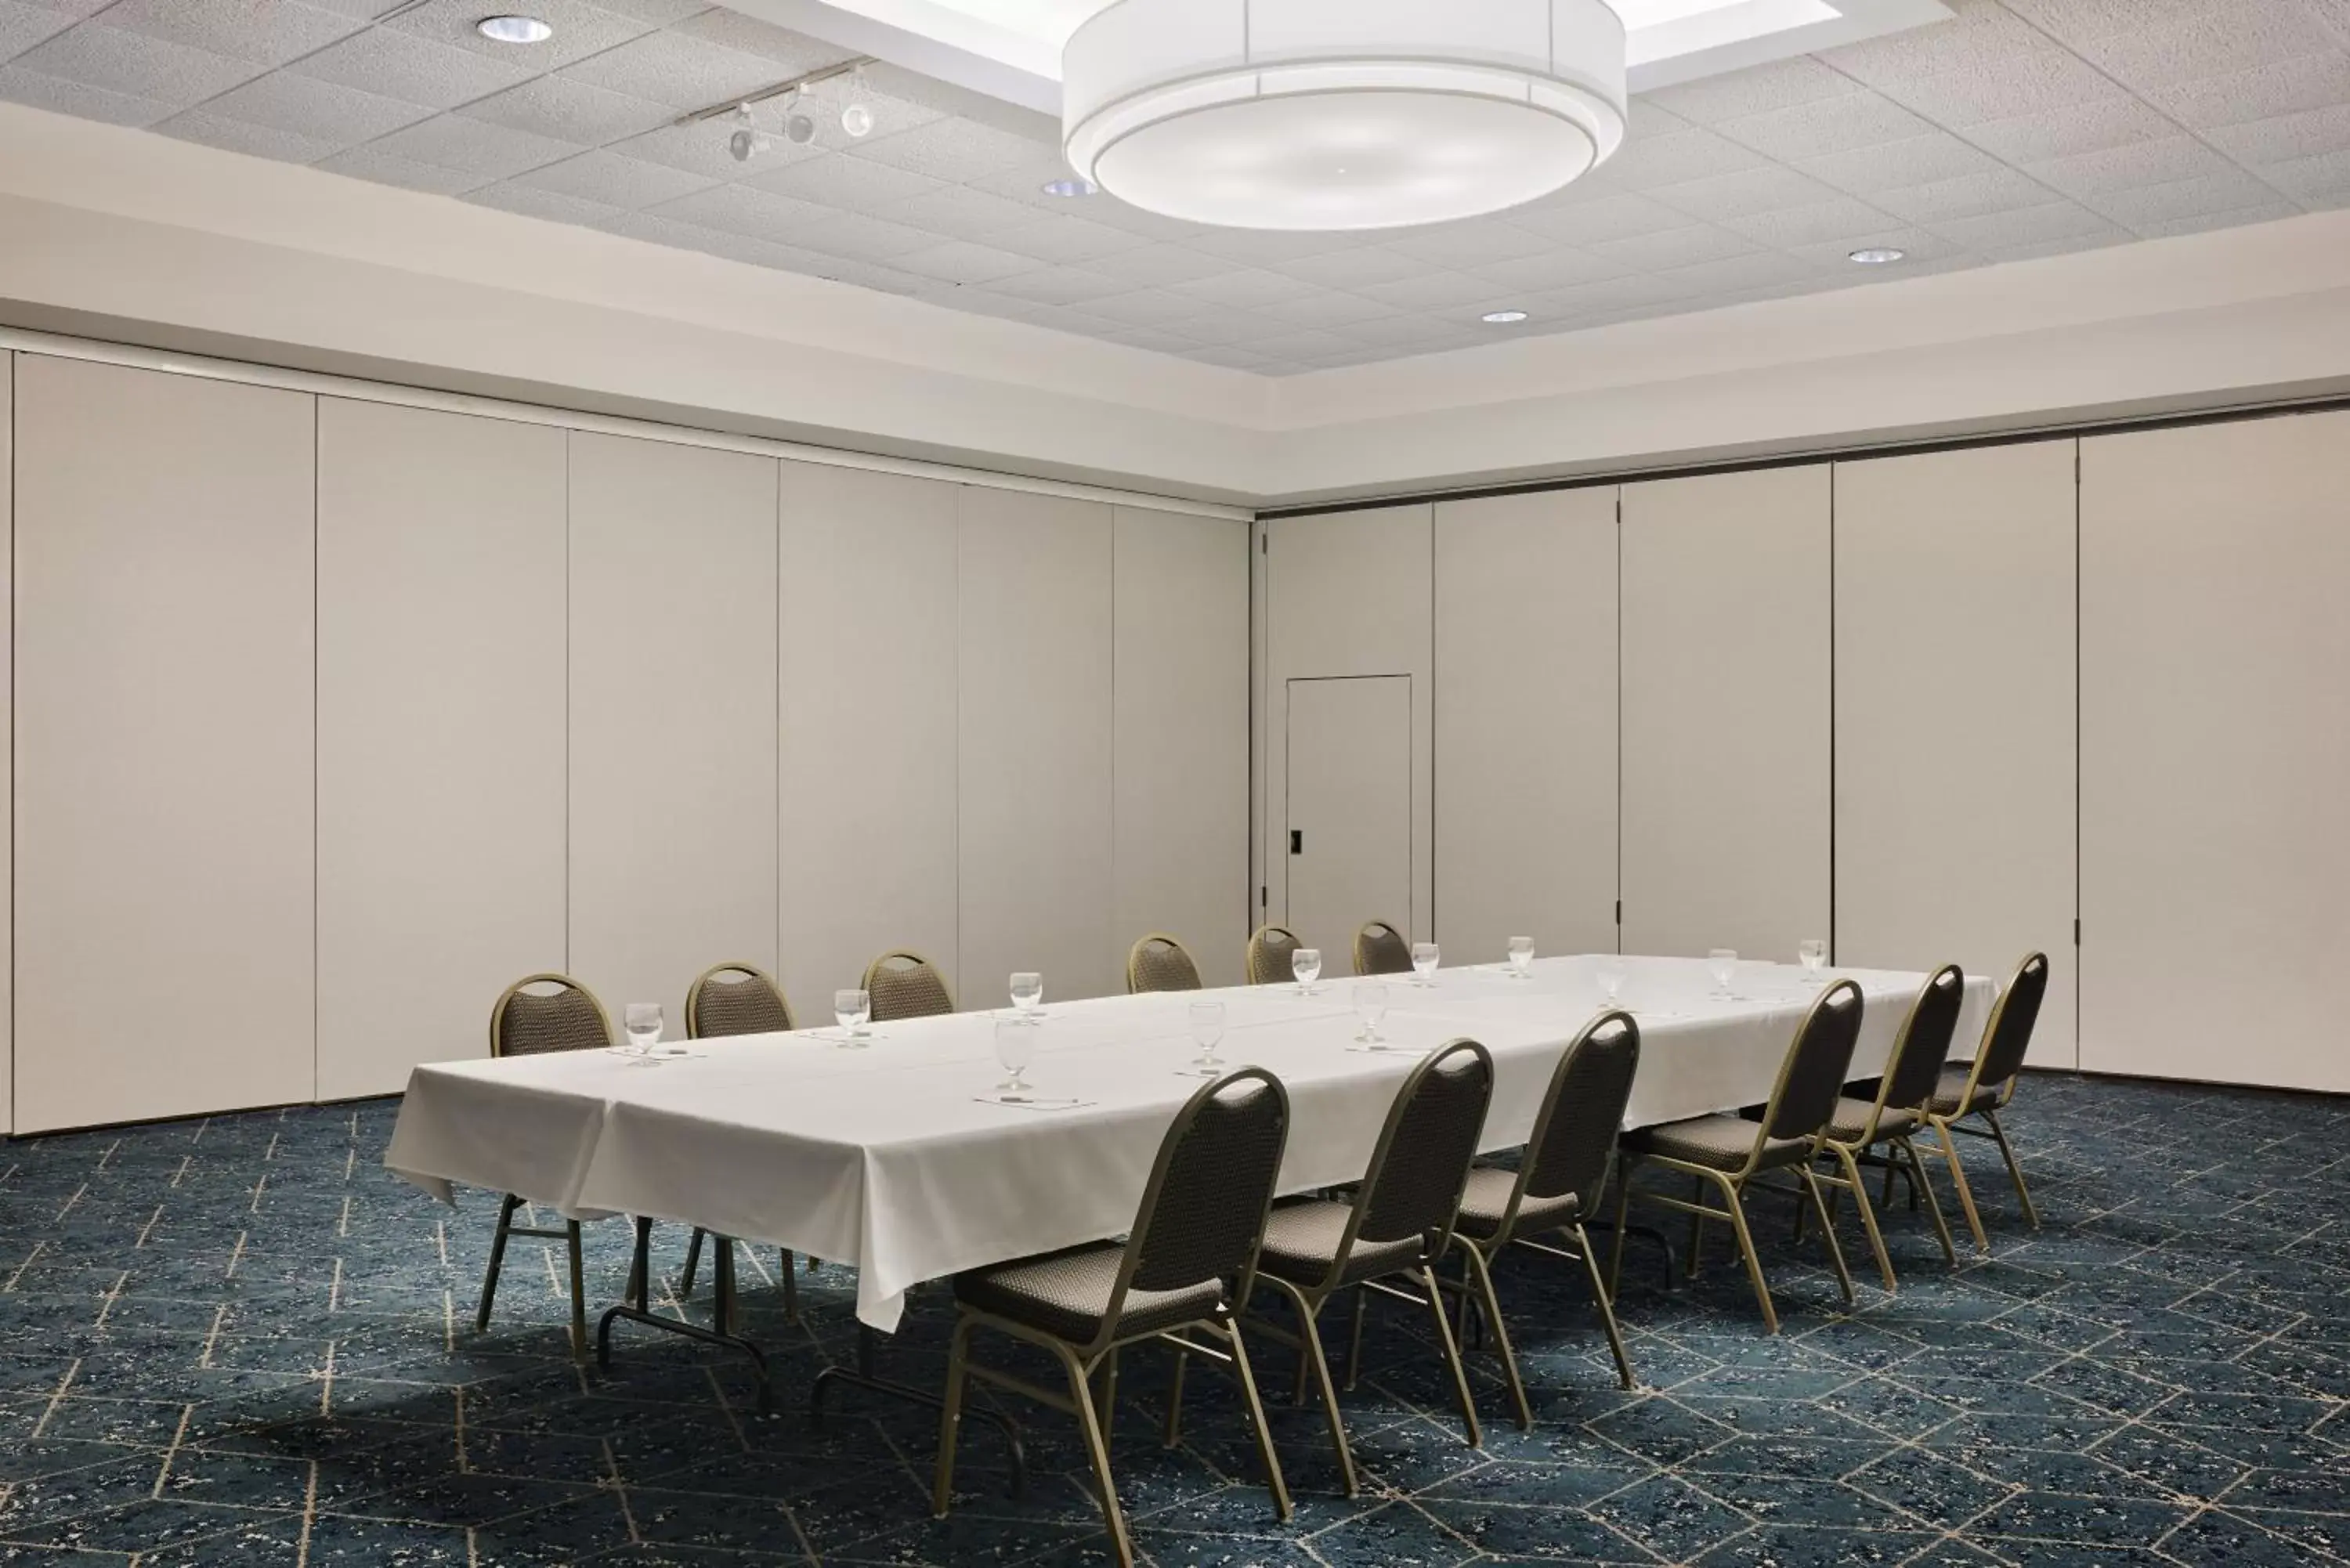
1, 1073, 2345, 1566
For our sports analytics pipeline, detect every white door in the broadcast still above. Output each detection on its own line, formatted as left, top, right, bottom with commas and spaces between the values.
1285, 676, 1413, 962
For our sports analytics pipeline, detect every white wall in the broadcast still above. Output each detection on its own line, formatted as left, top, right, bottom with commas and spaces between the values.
1620, 467, 1832, 963
14, 356, 316, 1133
1434, 488, 1618, 965
2081, 412, 2350, 1094
1835, 442, 2078, 1068
315, 399, 569, 1101
5, 340, 1249, 1133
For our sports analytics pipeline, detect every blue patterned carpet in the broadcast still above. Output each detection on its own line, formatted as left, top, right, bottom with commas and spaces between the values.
2, 1074, 2346, 1566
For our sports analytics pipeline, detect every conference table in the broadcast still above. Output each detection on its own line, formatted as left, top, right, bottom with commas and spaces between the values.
385, 954, 1995, 1335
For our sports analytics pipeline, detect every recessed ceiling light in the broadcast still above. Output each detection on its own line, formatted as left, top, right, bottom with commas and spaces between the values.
1849, 247, 1907, 265
476, 15, 552, 43
1041, 177, 1098, 197
1481, 309, 1531, 324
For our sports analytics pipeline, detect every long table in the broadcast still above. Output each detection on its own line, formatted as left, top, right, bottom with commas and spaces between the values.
386, 955, 1994, 1332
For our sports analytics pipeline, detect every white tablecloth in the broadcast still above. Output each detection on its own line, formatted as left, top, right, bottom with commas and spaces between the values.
385, 956, 1991, 1331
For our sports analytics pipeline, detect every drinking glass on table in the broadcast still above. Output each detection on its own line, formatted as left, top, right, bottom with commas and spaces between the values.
624, 1003, 662, 1058
1353, 982, 1389, 1046
1507, 936, 1535, 979
1707, 948, 1739, 1000
1798, 939, 1828, 985
993, 1017, 1036, 1097
1186, 999, 1227, 1077
1292, 947, 1322, 994
1009, 970, 1043, 1022
1596, 954, 1626, 1005
1411, 941, 1440, 986
833, 988, 872, 1047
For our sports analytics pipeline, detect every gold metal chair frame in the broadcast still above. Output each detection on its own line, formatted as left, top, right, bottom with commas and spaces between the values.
1610, 981, 1862, 1335
1919, 952, 2050, 1252
1445, 1010, 1643, 1427
1125, 930, 1202, 993
861, 948, 956, 1020
1232, 1039, 1494, 1497
1801, 966, 1963, 1291
1244, 923, 1303, 986
934, 1071, 1294, 1568
475, 972, 613, 1358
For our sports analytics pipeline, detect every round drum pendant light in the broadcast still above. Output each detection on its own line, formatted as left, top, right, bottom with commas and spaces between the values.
1061, 0, 1628, 232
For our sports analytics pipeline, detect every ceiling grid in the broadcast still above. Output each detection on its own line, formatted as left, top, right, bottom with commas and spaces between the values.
0, 0, 2343, 374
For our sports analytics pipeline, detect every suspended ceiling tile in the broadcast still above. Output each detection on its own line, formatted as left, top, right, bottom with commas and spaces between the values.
204, 70, 432, 143
9, 20, 261, 106
287, 26, 536, 110
94, 0, 367, 67
458, 74, 676, 144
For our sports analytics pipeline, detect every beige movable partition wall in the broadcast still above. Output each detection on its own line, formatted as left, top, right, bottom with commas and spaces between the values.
1113, 507, 1250, 987
1434, 488, 1619, 964
14, 356, 316, 1131
0, 356, 12, 1133
1261, 505, 1434, 959
1835, 443, 2078, 1067
956, 487, 1118, 1004
2082, 413, 2350, 1092
569, 432, 780, 1031
778, 461, 960, 1010
1620, 467, 1831, 962
316, 399, 569, 1099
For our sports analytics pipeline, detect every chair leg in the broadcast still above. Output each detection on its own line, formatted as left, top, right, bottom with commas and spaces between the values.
1264, 1277, 1357, 1497
1163, 1342, 1189, 1448
1097, 1347, 1121, 1442
1930, 1116, 1990, 1253
1346, 1285, 1368, 1393
680, 1227, 704, 1297
1060, 1344, 1135, 1568
1706, 1172, 1777, 1335
1835, 1144, 1899, 1292
1418, 1266, 1482, 1450
1225, 1320, 1293, 1522
1574, 1224, 1637, 1390
1686, 1174, 1708, 1278
1983, 1109, 2042, 1229
931, 1316, 976, 1516
475, 1194, 522, 1331
1608, 1166, 1633, 1297
1799, 1169, 1856, 1308
783, 1249, 799, 1324
566, 1220, 589, 1359
1896, 1136, 1957, 1266
1459, 1243, 1529, 1431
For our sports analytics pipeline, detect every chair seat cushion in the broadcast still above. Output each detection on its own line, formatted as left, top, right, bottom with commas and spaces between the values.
1256, 1198, 1425, 1287
955, 1241, 1222, 1343
1927, 1065, 2000, 1117
1623, 1114, 1808, 1173
1825, 1097, 1916, 1144
1453, 1165, 1581, 1242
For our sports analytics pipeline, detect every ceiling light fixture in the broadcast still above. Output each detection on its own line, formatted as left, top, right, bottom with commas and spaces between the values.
1481, 309, 1531, 324
1849, 246, 1907, 265
1061, 0, 1627, 232
475, 15, 552, 44
1040, 177, 1097, 197
840, 67, 875, 138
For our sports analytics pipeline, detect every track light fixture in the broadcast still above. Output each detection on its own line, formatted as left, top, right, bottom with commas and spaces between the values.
676, 56, 881, 160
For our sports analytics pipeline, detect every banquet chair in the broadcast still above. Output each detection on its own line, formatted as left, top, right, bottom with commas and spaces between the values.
678, 963, 811, 1322
1447, 1010, 1642, 1422
1236, 1039, 1494, 1495
1245, 923, 1303, 986
475, 973, 613, 1357
863, 949, 955, 1021
1611, 981, 1862, 1335
1922, 952, 2051, 1252
1353, 920, 1412, 977
1127, 932, 1203, 993
935, 1068, 1294, 1568
1802, 965, 1965, 1290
